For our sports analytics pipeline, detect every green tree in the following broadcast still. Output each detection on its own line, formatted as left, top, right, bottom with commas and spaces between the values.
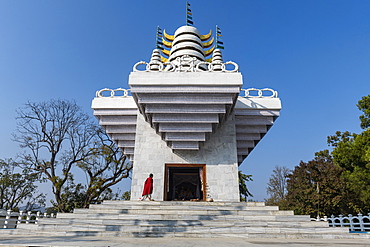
239, 171, 253, 201
327, 95, 370, 213
357, 95, 370, 129
0, 159, 45, 211
328, 129, 370, 212
285, 150, 348, 217
265, 166, 291, 207
50, 175, 122, 212
121, 191, 131, 200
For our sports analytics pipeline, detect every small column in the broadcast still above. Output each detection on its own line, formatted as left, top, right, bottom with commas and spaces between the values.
211, 49, 223, 71
148, 49, 162, 71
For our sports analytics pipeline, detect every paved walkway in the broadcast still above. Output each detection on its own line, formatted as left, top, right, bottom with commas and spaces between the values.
0, 235, 370, 247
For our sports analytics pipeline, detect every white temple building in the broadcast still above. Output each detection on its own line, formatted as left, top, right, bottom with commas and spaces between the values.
92, 24, 281, 202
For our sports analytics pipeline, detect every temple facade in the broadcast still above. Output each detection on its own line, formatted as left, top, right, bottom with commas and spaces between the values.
92, 23, 281, 202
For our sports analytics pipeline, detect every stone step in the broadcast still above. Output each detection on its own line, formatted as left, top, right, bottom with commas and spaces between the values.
0, 229, 68, 236
14, 224, 38, 230
2, 200, 364, 240
32, 225, 348, 234
100, 232, 356, 239
74, 208, 291, 216
100, 201, 266, 207
11, 221, 343, 236
12, 224, 349, 237
86, 204, 280, 211
36, 218, 327, 228
56, 213, 310, 221
2, 229, 358, 239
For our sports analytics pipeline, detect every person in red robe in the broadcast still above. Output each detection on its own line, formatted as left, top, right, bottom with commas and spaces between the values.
141, 173, 154, 201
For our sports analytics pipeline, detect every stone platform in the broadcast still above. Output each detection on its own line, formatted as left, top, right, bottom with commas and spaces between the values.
1, 201, 369, 240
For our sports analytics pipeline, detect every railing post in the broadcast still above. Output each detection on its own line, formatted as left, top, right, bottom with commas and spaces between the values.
26, 211, 32, 224
36, 211, 41, 225
17, 210, 24, 225
4, 210, 12, 229
348, 214, 353, 231
358, 213, 364, 232
329, 215, 335, 227
339, 214, 343, 227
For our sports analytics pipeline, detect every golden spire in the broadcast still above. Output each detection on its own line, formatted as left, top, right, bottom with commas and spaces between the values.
163, 29, 174, 41
204, 46, 215, 57
202, 37, 214, 48
200, 29, 212, 41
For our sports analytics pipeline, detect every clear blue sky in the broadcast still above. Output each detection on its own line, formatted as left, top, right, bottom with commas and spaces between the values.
0, 0, 369, 202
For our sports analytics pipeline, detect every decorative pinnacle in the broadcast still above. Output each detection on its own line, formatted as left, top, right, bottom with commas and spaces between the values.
156, 26, 163, 50
216, 25, 224, 49
211, 49, 223, 71
186, 2, 193, 26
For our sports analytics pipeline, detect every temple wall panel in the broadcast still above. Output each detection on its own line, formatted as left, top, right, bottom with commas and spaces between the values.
131, 113, 239, 201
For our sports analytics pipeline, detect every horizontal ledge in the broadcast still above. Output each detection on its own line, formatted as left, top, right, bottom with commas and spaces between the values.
99, 121, 137, 125
130, 86, 241, 94
234, 109, 280, 116
145, 104, 226, 114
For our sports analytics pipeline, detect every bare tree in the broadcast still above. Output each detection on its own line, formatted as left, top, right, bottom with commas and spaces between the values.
266, 166, 291, 206
14, 99, 133, 212
75, 128, 132, 208
14, 99, 97, 212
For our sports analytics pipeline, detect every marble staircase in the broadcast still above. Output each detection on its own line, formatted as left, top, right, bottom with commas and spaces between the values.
2, 201, 367, 239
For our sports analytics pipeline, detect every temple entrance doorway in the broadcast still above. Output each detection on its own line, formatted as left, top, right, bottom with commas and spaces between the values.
164, 164, 206, 201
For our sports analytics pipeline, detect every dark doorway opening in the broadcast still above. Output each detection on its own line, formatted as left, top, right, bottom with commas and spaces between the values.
164, 164, 206, 201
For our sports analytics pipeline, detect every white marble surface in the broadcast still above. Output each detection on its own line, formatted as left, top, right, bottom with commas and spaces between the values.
131, 113, 239, 202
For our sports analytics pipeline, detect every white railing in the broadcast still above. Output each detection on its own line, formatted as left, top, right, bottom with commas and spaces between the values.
95, 88, 131, 98
312, 213, 370, 232
95, 88, 279, 99
133, 56, 239, 73
0, 210, 56, 229
240, 88, 279, 98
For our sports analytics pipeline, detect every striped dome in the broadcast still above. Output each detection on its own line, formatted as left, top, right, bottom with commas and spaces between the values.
169, 26, 205, 62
